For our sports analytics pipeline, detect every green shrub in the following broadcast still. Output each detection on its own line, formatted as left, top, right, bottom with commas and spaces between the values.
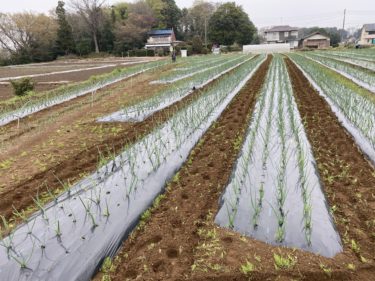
157, 48, 165, 56
10, 78, 34, 96
127, 49, 155, 57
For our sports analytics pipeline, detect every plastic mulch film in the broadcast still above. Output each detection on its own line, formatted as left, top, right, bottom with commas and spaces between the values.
0, 57, 264, 281
215, 56, 342, 258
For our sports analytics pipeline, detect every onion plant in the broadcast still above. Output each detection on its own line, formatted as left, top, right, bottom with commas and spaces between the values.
98, 54, 263, 123
0, 54, 266, 277
215, 55, 340, 256
304, 52, 375, 92
289, 53, 375, 159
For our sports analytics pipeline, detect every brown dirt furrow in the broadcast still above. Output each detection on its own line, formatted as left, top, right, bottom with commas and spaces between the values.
97, 56, 272, 281
285, 57, 375, 279
0, 56, 258, 223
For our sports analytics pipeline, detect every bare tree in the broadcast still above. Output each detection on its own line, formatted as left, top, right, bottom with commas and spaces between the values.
0, 12, 57, 60
69, 0, 106, 53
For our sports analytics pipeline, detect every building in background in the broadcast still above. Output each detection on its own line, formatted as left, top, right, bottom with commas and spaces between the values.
359, 24, 375, 45
145, 29, 178, 53
300, 32, 330, 49
264, 25, 299, 49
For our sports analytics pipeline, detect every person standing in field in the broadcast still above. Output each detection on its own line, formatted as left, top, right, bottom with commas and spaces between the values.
172, 51, 176, 62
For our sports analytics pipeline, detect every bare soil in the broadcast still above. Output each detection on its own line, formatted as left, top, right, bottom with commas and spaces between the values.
94, 56, 375, 281
0, 57, 157, 78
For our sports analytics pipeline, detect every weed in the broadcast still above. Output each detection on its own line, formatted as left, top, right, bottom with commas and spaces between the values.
101, 257, 114, 281
153, 194, 166, 209
0, 159, 12, 170
172, 172, 180, 184
254, 254, 261, 263
319, 263, 332, 277
233, 134, 243, 151
240, 260, 255, 275
273, 252, 297, 270
347, 263, 356, 271
350, 239, 360, 254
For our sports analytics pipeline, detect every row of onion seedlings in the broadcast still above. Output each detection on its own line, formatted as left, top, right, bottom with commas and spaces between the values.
0, 57, 261, 277
98, 55, 264, 123
290, 54, 375, 155
215, 55, 341, 257
152, 54, 246, 84
304, 52, 375, 92
315, 51, 375, 72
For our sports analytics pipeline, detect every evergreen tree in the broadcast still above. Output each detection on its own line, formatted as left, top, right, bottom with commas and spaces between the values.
208, 2, 256, 46
55, 1, 76, 55
160, 0, 181, 32
146, 0, 181, 33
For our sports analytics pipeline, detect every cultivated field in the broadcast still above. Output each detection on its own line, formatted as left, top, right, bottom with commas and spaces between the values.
0, 56, 160, 101
0, 50, 374, 281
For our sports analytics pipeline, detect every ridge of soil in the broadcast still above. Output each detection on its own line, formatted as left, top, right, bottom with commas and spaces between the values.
0, 56, 257, 223
95, 56, 272, 281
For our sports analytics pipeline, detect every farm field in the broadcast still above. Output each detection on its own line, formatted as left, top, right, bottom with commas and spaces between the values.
0, 56, 160, 101
0, 50, 374, 281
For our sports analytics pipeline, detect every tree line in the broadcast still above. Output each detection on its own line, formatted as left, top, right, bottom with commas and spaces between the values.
0, 0, 257, 65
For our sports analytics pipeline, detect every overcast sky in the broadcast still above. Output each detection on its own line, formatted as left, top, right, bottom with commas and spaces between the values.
1, 0, 374, 29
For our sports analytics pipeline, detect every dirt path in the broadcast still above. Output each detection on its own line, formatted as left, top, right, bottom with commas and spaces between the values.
95, 56, 272, 281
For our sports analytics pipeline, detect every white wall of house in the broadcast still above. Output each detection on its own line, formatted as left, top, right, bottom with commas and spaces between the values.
243, 43, 290, 54
266, 32, 279, 41
290, 40, 299, 48
359, 28, 375, 45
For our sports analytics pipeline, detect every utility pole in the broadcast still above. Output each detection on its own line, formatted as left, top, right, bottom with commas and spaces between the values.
204, 17, 208, 49
342, 9, 346, 42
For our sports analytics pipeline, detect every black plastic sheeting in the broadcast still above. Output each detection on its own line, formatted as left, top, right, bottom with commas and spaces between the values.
215, 56, 342, 258
0, 56, 265, 280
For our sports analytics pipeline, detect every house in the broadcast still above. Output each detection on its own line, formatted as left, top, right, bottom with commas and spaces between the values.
300, 32, 330, 49
264, 25, 299, 48
145, 29, 177, 53
359, 24, 375, 45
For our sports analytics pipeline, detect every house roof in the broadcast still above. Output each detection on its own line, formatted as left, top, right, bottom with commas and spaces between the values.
148, 29, 174, 36
302, 32, 330, 40
363, 23, 375, 32
265, 25, 299, 33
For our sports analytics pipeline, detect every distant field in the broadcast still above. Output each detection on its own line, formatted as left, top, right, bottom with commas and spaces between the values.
0, 57, 160, 100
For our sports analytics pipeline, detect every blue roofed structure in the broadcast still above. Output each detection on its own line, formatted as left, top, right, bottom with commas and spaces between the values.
145, 29, 178, 52
148, 29, 174, 36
